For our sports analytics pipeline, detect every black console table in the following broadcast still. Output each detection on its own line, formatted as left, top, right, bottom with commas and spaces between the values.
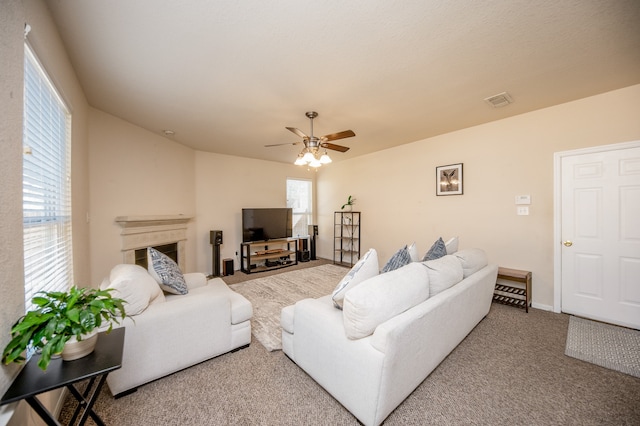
0, 327, 125, 426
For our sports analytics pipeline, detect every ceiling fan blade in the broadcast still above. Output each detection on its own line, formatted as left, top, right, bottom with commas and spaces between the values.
322, 130, 355, 142
264, 141, 302, 148
286, 127, 308, 139
321, 142, 350, 152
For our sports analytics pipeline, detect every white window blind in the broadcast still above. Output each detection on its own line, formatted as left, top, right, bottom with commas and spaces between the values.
286, 178, 313, 238
23, 44, 73, 312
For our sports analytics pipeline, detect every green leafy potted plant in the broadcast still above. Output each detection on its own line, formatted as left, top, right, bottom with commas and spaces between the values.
2, 286, 127, 371
341, 195, 356, 211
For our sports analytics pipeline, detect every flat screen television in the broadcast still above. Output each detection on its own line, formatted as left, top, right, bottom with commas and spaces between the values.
242, 208, 292, 242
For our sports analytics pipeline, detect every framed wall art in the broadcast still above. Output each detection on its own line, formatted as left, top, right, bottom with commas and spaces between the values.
436, 163, 463, 196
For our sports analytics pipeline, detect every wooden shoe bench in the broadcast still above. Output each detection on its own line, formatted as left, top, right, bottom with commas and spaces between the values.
493, 267, 532, 312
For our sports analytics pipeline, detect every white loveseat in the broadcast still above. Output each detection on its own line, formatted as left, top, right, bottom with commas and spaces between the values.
281, 248, 498, 426
101, 264, 252, 397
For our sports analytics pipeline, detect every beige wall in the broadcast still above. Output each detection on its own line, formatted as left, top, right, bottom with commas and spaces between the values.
88, 108, 197, 284
0, 0, 27, 403
0, 0, 90, 421
194, 152, 315, 274
316, 84, 640, 310
88, 123, 316, 279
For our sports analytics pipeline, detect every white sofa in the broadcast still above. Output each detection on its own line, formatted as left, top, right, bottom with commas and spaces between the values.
101, 264, 253, 397
281, 249, 498, 426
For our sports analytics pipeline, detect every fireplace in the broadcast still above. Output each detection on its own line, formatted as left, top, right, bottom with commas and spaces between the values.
115, 215, 192, 270
134, 243, 178, 269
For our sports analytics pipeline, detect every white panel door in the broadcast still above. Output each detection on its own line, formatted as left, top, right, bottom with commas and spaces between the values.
561, 145, 640, 329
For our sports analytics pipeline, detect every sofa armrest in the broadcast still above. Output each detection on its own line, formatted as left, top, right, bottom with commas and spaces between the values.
184, 272, 207, 290
368, 263, 498, 421
107, 289, 233, 395
291, 297, 385, 426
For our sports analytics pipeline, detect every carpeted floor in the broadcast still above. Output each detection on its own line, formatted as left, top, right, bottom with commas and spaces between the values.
58, 266, 640, 425
228, 263, 346, 351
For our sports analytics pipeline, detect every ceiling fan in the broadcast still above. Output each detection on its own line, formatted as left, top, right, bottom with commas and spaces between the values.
265, 111, 355, 167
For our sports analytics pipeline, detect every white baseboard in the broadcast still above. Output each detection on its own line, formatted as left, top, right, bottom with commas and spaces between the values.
0, 403, 17, 426
532, 302, 553, 312
53, 387, 67, 419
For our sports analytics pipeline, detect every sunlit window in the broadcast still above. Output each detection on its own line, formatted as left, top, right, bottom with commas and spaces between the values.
286, 178, 313, 238
22, 43, 73, 312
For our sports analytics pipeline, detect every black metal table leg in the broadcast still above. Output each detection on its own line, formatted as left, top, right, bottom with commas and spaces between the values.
66, 374, 107, 426
25, 396, 62, 426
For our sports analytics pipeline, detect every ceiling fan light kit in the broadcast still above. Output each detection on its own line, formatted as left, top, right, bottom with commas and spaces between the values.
265, 111, 355, 168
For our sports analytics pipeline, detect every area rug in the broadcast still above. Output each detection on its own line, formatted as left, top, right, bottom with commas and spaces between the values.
229, 264, 346, 351
565, 316, 640, 378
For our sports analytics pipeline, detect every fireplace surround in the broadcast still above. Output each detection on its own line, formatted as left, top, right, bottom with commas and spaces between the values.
115, 215, 192, 270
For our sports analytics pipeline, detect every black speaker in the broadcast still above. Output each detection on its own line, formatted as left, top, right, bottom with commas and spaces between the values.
298, 237, 310, 262
299, 250, 310, 262
210, 230, 223, 246
223, 258, 234, 276
308, 225, 318, 260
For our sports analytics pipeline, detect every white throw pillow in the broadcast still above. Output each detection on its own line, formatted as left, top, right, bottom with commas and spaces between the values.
342, 262, 430, 340
444, 236, 459, 254
108, 264, 165, 305
408, 242, 419, 262
332, 248, 379, 309
107, 275, 150, 316
454, 248, 488, 278
106, 264, 164, 315
422, 255, 464, 297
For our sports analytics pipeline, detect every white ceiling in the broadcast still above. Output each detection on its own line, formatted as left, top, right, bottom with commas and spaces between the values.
46, 0, 640, 164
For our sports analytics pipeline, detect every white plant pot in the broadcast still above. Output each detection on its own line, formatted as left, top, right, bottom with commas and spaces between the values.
61, 331, 98, 361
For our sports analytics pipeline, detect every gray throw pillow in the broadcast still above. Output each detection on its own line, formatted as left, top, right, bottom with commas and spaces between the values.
147, 247, 188, 295
422, 237, 447, 261
381, 245, 412, 273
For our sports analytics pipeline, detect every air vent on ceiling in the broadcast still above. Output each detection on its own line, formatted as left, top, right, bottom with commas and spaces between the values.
484, 92, 513, 108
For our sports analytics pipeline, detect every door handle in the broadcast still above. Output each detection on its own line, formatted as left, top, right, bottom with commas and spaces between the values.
563, 240, 573, 247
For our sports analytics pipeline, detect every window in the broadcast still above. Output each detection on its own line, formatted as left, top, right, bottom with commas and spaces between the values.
23, 44, 73, 312
286, 178, 313, 238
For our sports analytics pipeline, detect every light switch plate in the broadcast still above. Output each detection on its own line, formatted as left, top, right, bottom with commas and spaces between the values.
515, 195, 531, 205
517, 206, 529, 215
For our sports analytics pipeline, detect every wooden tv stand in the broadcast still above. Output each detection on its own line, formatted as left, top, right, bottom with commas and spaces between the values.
240, 238, 298, 274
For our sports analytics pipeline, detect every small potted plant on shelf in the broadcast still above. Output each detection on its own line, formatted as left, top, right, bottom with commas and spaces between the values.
341, 195, 356, 211
2, 286, 127, 371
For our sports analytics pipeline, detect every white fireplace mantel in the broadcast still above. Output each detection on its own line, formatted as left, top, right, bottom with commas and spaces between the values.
115, 215, 192, 268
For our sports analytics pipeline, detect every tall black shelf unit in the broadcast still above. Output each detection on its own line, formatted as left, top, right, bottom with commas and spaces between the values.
333, 211, 361, 267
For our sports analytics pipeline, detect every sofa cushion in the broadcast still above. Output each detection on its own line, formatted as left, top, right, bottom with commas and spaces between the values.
342, 262, 430, 340
104, 264, 165, 316
381, 245, 412, 273
332, 248, 379, 309
422, 255, 464, 297
444, 236, 459, 254
422, 237, 447, 261
147, 247, 188, 295
454, 248, 488, 278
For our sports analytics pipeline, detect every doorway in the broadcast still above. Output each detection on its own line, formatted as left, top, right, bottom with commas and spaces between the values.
554, 140, 640, 329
